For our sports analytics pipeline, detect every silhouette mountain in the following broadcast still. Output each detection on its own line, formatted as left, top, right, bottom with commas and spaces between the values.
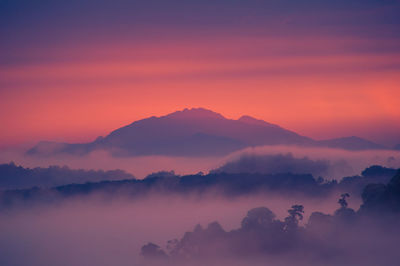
0, 162, 134, 190
317, 136, 384, 150
27, 108, 385, 157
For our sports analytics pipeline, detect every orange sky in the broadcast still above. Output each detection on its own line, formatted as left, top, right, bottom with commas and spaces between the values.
2, 1, 400, 148
1, 34, 399, 148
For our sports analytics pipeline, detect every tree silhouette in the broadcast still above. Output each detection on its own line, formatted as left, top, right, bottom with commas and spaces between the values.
284, 205, 304, 232
141, 242, 168, 259
338, 193, 350, 208
241, 207, 276, 230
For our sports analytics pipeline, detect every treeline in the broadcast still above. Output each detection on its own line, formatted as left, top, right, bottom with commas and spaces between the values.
0, 164, 397, 209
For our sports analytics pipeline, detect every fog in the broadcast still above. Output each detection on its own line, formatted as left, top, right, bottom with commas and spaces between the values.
221, 146, 400, 180
140, 214, 400, 266
0, 147, 223, 178
0, 145, 399, 179
0, 145, 399, 266
0, 191, 357, 266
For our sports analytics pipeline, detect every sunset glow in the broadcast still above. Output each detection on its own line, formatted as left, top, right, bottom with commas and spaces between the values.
1, 1, 400, 148
2, 2, 400, 266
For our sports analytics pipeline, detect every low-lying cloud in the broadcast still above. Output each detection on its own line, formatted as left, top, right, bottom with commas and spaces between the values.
211, 153, 335, 177
1, 145, 399, 180
0, 192, 352, 266
220, 145, 400, 180
139, 170, 400, 266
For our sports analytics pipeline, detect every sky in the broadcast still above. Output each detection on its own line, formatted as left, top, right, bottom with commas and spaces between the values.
1, 0, 400, 148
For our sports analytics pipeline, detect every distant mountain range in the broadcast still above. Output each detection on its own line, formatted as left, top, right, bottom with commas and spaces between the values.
27, 108, 387, 157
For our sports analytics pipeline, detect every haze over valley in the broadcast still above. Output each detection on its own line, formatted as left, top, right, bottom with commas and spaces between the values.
1, 1, 400, 265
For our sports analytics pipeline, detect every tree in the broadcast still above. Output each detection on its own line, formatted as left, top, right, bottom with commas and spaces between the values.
241, 207, 276, 230
338, 193, 350, 208
284, 205, 304, 232
141, 242, 168, 259
334, 193, 356, 222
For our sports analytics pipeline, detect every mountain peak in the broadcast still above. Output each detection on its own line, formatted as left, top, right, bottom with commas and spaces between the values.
27, 108, 388, 158
238, 115, 278, 127
166, 108, 225, 120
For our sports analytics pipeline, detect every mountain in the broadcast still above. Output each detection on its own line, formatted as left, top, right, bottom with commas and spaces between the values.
317, 136, 385, 150
27, 108, 385, 157
0, 162, 134, 190
394, 144, 400, 150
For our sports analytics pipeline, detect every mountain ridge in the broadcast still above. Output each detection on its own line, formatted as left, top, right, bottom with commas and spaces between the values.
27, 108, 387, 157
